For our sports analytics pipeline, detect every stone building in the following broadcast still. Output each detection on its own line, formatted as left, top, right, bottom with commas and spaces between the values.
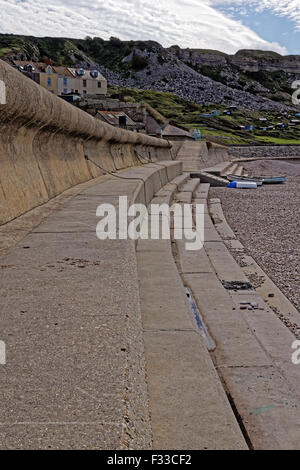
11, 61, 107, 96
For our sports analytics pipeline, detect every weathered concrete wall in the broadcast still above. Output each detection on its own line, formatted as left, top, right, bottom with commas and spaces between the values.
199, 142, 230, 168
168, 140, 185, 158
0, 60, 172, 225
228, 145, 300, 159
175, 140, 231, 172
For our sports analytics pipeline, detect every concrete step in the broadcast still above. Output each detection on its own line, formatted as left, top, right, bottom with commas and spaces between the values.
210, 198, 300, 338
174, 238, 213, 274
203, 161, 233, 177
224, 162, 239, 176
195, 182, 210, 200
173, 191, 192, 204
234, 164, 244, 177
136, 182, 248, 450
188, 196, 300, 449
176, 141, 228, 173
225, 164, 244, 178
167, 173, 190, 190
199, 171, 228, 187
179, 178, 200, 196
204, 241, 250, 284
178, 160, 204, 172
209, 198, 236, 240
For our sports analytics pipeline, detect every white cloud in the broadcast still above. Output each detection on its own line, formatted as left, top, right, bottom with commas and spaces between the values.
209, 0, 300, 30
0, 0, 287, 54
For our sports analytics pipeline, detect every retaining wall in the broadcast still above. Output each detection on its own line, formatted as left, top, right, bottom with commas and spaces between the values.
0, 60, 172, 225
197, 142, 230, 169
228, 145, 300, 159
207, 143, 230, 165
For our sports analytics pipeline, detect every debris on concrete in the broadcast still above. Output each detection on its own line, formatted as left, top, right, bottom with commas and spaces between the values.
222, 280, 254, 291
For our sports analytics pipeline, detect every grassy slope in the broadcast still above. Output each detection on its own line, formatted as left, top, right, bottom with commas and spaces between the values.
113, 86, 300, 145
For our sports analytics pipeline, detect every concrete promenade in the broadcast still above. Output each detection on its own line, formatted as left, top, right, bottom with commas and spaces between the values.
0, 162, 181, 449
0, 173, 151, 449
0, 160, 248, 449
1, 119, 300, 449
3, 59, 300, 450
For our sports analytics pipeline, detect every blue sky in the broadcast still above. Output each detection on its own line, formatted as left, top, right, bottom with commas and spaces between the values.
0, 0, 299, 55
215, 2, 300, 55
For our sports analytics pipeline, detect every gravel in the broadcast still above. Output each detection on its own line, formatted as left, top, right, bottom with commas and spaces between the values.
210, 159, 300, 335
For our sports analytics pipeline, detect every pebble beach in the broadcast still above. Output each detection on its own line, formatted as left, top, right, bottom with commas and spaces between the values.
210, 159, 300, 334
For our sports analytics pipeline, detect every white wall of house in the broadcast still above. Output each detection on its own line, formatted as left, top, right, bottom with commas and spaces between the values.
58, 76, 75, 95
57, 73, 107, 96
68, 69, 107, 96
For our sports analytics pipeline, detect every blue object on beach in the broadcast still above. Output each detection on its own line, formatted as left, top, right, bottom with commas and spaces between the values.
227, 181, 257, 189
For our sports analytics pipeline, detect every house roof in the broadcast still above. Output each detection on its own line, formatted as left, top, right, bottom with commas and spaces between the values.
52, 66, 74, 77
97, 111, 135, 126
11, 61, 106, 80
162, 124, 193, 139
12, 60, 49, 72
146, 115, 162, 135
68, 68, 106, 80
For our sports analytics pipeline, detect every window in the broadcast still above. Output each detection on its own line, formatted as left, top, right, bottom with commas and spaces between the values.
47, 77, 51, 86
83, 80, 87, 87
63, 78, 68, 86
98, 81, 101, 88
64, 89, 68, 94
83, 90, 87, 95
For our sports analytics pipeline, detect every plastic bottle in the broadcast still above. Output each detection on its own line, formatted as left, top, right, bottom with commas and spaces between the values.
227, 181, 257, 189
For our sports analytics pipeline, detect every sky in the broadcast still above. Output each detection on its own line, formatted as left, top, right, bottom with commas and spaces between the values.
0, 0, 299, 55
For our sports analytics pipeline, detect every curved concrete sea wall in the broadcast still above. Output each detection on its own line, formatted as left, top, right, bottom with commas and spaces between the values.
175, 140, 232, 172
0, 60, 172, 225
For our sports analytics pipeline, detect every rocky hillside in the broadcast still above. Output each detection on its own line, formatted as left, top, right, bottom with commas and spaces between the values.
1, 34, 299, 112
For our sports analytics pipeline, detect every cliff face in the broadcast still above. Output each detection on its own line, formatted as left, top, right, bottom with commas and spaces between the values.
174, 48, 300, 73
1, 34, 299, 111
171, 48, 228, 68
230, 51, 300, 74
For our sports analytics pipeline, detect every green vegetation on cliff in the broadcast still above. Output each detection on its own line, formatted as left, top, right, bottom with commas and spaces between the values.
1, 33, 299, 109
1, 33, 300, 145
0, 33, 161, 69
111, 86, 300, 145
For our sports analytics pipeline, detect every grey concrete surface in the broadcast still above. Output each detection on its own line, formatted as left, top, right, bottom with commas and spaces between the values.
2, 148, 299, 450
0, 205, 149, 450
196, 187, 300, 449
137, 182, 248, 450
0, 162, 181, 449
168, 171, 300, 449
143, 330, 247, 450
